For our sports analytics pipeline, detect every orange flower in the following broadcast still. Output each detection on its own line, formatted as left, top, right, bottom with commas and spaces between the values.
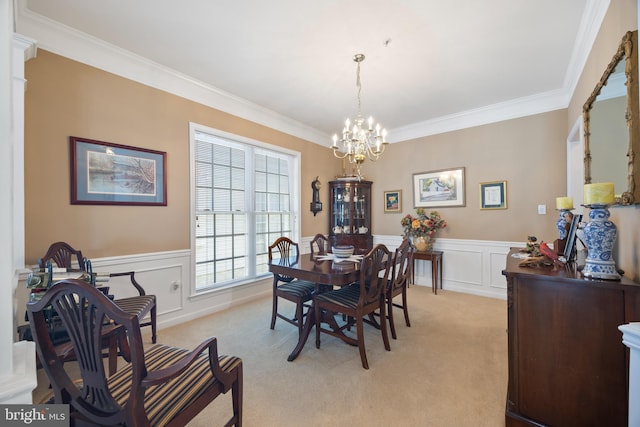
401, 209, 446, 237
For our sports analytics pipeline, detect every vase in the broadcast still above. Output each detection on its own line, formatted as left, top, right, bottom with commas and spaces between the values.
556, 209, 572, 239
582, 204, 621, 280
412, 236, 433, 252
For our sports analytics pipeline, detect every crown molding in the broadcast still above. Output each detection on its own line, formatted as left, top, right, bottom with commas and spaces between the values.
15, 0, 608, 146
390, 0, 608, 143
390, 89, 570, 142
15, 1, 328, 145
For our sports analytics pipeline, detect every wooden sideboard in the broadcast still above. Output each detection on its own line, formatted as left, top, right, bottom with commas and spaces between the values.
502, 249, 640, 427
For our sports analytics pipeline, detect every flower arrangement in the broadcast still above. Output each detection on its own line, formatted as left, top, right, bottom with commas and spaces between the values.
400, 208, 447, 238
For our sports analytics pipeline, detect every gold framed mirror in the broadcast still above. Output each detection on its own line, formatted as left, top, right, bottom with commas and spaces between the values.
583, 30, 639, 205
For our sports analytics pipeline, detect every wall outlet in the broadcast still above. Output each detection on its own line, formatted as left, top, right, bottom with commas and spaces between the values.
537, 204, 547, 215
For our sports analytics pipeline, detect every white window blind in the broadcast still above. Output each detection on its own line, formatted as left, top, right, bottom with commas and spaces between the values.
193, 127, 296, 291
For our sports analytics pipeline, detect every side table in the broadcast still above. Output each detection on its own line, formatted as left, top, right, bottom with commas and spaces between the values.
411, 250, 443, 294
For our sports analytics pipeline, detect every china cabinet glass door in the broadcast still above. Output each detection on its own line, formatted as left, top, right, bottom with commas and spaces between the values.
329, 180, 372, 253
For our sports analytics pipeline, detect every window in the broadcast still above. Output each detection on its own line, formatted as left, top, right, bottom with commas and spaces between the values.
190, 123, 299, 292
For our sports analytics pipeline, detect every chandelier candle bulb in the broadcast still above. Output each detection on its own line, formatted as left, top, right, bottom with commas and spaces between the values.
556, 197, 574, 210
584, 182, 615, 205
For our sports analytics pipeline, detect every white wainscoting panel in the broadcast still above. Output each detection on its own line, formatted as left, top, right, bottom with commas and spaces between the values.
89, 249, 270, 331
425, 238, 516, 299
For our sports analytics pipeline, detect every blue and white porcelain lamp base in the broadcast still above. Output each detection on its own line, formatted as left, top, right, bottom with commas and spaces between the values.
556, 209, 572, 239
582, 204, 621, 280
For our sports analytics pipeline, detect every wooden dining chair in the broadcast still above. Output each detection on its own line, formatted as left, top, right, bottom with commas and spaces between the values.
268, 237, 316, 336
27, 279, 242, 427
386, 238, 414, 340
313, 244, 392, 369
309, 233, 334, 293
37, 241, 84, 270
38, 242, 158, 343
310, 233, 329, 255
109, 271, 157, 344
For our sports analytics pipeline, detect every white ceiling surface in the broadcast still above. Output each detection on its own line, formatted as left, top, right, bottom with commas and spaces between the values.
16, 0, 607, 145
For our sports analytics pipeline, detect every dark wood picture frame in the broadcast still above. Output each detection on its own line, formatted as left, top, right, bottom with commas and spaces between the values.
70, 136, 167, 206
479, 180, 507, 210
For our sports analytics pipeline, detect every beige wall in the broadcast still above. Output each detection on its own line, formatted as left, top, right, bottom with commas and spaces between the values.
24, 0, 640, 280
24, 51, 341, 263
364, 111, 567, 242
24, 50, 566, 264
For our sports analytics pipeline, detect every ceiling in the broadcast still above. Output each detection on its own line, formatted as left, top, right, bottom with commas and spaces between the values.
16, 0, 606, 144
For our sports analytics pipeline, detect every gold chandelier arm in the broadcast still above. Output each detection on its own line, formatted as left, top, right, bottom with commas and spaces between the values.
332, 147, 351, 159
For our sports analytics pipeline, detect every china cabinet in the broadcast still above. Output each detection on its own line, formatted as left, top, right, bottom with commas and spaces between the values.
328, 180, 372, 254
502, 248, 640, 426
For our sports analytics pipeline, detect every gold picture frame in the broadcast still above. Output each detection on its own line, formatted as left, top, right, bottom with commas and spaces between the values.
479, 181, 507, 210
412, 167, 465, 208
384, 190, 402, 213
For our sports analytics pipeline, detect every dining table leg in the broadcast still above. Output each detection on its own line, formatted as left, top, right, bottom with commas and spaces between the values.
288, 301, 360, 360
288, 306, 315, 361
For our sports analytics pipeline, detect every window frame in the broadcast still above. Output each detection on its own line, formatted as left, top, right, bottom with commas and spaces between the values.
189, 122, 301, 296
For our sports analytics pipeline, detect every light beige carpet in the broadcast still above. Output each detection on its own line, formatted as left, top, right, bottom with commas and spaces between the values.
33, 286, 508, 427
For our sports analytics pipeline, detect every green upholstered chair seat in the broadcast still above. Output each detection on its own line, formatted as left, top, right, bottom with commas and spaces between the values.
276, 280, 315, 299
314, 283, 360, 309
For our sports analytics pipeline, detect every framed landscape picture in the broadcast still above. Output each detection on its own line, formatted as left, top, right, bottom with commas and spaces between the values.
412, 167, 465, 208
70, 136, 167, 206
384, 190, 402, 213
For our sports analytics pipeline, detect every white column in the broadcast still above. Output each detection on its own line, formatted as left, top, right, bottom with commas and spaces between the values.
0, 0, 38, 403
619, 323, 640, 427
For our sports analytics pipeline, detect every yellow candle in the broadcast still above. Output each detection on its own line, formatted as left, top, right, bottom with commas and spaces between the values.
556, 196, 573, 210
583, 182, 615, 205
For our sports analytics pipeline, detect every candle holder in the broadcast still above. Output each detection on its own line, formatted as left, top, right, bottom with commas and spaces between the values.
556, 209, 573, 239
582, 204, 621, 280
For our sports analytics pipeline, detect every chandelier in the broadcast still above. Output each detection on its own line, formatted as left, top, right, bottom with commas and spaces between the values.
331, 53, 388, 178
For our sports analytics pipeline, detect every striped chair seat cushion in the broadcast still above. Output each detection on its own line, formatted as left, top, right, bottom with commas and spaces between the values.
108, 344, 241, 427
314, 283, 360, 309
113, 295, 155, 319
277, 280, 315, 298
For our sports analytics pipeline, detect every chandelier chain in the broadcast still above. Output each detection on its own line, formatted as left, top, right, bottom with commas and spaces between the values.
356, 61, 362, 116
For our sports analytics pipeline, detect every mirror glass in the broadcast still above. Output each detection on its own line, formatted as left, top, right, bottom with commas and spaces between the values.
584, 30, 639, 205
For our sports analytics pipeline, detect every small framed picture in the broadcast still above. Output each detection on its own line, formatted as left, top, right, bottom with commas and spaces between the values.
480, 181, 507, 210
384, 190, 402, 213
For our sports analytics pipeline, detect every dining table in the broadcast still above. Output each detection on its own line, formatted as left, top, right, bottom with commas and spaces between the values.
268, 252, 363, 361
